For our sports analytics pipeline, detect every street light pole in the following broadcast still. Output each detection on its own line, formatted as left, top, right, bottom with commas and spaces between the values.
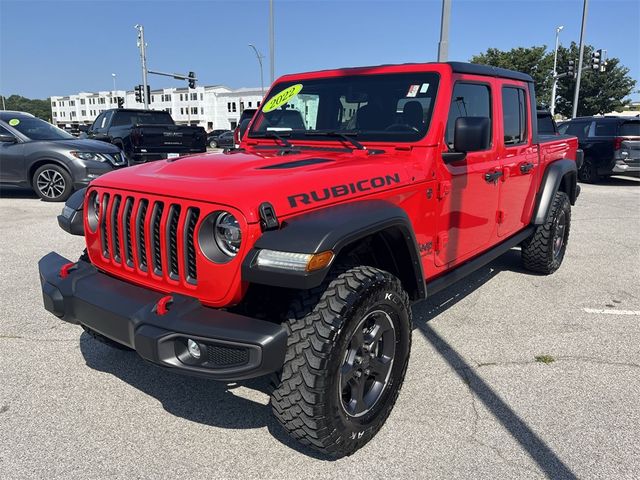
269, 0, 275, 83
572, 0, 589, 118
135, 24, 149, 109
248, 44, 265, 94
550, 25, 564, 115
437, 0, 452, 62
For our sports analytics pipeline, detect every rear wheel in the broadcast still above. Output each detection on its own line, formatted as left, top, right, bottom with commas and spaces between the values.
32, 164, 73, 202
578, 158, 599, 183
209, 139, 218, 148
522, 191, 571, 274
270, 266, 412, 457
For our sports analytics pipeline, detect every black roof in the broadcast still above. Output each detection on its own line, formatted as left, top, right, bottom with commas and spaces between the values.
448, 62, 533, 82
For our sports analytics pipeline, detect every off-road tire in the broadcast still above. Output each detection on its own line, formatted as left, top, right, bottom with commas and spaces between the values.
578, 157, 599, 183
522, 191, 571, 274
270, 266, 412, 457
82, 326, 133, 351
32, 164, 73, 202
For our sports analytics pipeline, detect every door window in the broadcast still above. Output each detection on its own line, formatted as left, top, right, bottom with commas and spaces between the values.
502, 87, 528, 145
589, 121, 617, 137
445, 83, 491, 148
92, 113, 106, 132
564, 121, 590, 139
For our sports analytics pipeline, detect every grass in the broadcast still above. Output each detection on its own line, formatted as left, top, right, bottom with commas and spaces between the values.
535, 355, 556, 364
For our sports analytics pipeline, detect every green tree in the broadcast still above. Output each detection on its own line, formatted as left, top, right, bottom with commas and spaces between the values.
469, 44, 636, 117
2, 95, 52, 121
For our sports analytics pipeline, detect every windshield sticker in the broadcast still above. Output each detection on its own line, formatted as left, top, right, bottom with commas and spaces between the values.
8, 119, 20, 126
420, 83, 430, 93
406, 85, 419, 98
262, 84, 303, 113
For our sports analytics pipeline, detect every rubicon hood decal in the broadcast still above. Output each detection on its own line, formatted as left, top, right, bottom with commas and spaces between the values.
288, 173, 401, 208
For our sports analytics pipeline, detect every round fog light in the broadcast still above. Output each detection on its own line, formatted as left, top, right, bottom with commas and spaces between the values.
187, 339, 201, 359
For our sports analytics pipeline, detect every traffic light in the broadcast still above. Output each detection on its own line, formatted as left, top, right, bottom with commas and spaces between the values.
567, 60, 575, 78
117, 97, 125, 108
591, 49, 602, 70
188, 71, 196, 89
146, 85, 151, 103
134, 84, 143, 103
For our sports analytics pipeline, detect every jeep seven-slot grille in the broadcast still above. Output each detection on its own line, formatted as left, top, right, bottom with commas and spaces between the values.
97, 192, 199, 284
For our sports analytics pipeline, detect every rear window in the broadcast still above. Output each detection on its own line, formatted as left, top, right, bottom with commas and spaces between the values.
537, 114, 556, 135
619, 122, 640, 136
112, 111, 173, 127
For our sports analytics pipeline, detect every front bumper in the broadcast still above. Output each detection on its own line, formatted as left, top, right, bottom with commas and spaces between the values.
38, 252, 287, 381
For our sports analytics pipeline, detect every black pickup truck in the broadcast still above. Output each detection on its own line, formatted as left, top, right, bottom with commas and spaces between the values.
86, 109, 206, 163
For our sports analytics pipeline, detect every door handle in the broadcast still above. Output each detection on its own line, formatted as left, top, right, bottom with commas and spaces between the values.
519, 162, 535, 173
484, 170, 503, 183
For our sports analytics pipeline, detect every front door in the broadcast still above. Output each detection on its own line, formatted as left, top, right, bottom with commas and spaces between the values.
497, 84, 538, 237
0, 125, 24, 184
435, 79, 501, 267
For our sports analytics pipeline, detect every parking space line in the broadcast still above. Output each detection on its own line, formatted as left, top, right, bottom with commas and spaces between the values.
583, 308, 640, 316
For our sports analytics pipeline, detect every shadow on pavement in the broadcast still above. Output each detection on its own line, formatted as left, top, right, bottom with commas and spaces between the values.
589, 175, 640, 186
79, 248, 576, 472
0, 186, 38, 199
79, 332, 330, 460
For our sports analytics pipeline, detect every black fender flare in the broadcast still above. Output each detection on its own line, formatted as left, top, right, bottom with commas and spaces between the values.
241, 200, 426, 299
57, 187, 86, 236
532, 159, 578, 225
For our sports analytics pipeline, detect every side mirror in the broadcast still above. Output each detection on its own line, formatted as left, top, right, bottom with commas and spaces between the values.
0, 133, 17, 143
443, 116, 491, 163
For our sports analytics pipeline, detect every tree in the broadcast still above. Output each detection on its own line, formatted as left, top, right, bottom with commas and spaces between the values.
469, 44, 636, 117
2, 95, 52, 121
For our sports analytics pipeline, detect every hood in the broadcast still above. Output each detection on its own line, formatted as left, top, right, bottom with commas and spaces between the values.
51, 138, 121, 153
92, 148, 411, 223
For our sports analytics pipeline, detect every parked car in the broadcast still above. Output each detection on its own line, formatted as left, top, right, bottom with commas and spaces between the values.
85, 109, 207, 163
206, 129, 231, 148
41, 61, 580, 457
558, 116, 640, 182
0, 111, 125, 201
234, 108, 258, 145
215, 130, 235, 148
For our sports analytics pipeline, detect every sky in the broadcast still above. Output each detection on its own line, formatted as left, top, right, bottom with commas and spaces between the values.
1, 0, 639, 100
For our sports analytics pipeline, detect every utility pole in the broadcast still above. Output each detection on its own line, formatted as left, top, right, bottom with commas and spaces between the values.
437, 0, 452, 62
1, 95, 5, 110
135, 24, 149, 109
572, 0, 589, 118
269, 0, 275, 83
550, 25, 563, 115
248, 44, 265, 94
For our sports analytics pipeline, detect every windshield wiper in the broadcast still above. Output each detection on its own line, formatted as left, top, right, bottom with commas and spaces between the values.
250, 131, 293, 148
304, 130, 366, 150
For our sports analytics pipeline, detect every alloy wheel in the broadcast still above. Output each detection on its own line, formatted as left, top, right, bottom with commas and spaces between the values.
36, 169, 66, 199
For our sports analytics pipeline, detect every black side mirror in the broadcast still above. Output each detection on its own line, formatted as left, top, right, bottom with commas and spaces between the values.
443, 116, 491, 163
0, 133, 17, 143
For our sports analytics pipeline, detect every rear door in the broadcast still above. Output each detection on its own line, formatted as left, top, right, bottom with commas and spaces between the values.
435, 78, 501, 267
497, 83, 538, 237
585, 120, 618, 172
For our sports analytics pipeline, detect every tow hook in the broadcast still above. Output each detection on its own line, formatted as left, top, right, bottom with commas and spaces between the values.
154, 295, 174, 315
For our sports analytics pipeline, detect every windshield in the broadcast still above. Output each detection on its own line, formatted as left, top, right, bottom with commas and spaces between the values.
249, 72, 440, 143
5, 116, 74, 141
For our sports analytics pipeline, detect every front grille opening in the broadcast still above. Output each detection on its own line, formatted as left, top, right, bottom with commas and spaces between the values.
184, 208, 200, 284
100, 193, 110, 258
167, 204, 181, 280
122, 197, 134, 267
150, 202, 164, 275
110, 195, 122, 263
136, 199, 149, 271
206, 344, 250, 367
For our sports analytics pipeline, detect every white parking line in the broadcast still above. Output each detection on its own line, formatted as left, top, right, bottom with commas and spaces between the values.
583, 308, 640, 316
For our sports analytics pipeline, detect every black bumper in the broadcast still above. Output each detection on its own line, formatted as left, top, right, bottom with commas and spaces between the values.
38, 252, 288, 381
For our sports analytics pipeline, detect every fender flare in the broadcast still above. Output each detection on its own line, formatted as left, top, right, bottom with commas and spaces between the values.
241, 200, 426, 299
57, 187, 86, 236
532, 158, 578, 225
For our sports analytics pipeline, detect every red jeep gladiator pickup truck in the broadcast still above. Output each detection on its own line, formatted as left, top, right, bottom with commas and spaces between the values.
39, 62, 581, 457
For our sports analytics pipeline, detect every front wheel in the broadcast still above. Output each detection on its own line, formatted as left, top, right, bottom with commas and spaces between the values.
32, 164, 73, 202
270, 266, 412, 457
522, 191, 571, 274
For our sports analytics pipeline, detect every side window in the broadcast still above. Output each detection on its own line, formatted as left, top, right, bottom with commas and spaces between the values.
590, 121, 617, 137
502, 87, 528, 145
446, 82, 491, 147
0, 125, 16, 138
92, 113, 105, 131
565, 122, 590, 139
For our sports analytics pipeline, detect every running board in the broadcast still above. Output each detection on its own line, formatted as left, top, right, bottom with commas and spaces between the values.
426, 227, 534, 297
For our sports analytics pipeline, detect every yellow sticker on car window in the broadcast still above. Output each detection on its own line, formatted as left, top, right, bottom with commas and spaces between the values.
262, 84, 303, 113
8, 119, 20, 126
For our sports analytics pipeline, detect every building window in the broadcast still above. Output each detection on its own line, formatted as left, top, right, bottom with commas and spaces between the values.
227, 102, 231, 112
80, 99, 85, 105
232, 102, 237, 112
191, 107, 198, 115
165, 108, 172, 114
179, 94, 183, 101
257, 101, 261, 107
248, 101, 252, 108
200, 93, 203, 101
190, 93, 197, 101
240, 101, 244, 110
51, 101, 56, 107
99, 98, 105, 104
200, 107, 204, 114
81, 110, 86, 116
71, 111, 76, 117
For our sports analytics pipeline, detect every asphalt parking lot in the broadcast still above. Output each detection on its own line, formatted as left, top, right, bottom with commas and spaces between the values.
0, 177, 638, 479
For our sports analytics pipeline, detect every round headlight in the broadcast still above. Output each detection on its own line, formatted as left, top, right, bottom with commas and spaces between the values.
214, 212, 241, 257
87, 191, 100, 232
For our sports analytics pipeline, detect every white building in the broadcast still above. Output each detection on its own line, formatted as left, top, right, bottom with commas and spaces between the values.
51, 85, 264, 131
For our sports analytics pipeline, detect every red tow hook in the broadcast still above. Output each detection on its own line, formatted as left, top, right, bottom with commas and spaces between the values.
59, 262, 77, 279
155, 295, 174, 316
